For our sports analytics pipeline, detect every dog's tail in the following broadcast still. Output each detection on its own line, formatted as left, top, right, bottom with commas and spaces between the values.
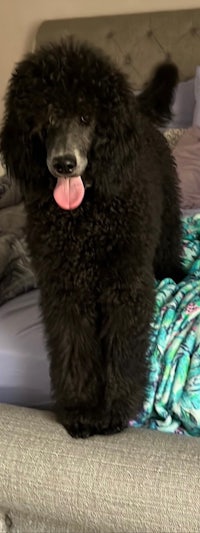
137, 62, 179, 127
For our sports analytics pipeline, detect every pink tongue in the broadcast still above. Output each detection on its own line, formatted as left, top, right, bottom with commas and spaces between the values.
53, 176, 85, 210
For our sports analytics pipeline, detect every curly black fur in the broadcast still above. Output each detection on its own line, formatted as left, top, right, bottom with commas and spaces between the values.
138, 62, 179, 126
0, 40, 184, 438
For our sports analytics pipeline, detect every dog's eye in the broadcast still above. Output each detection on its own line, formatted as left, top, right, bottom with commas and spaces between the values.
80, 114, 90, 126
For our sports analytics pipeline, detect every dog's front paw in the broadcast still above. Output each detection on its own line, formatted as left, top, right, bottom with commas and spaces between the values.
65, 417, 128, 438
57, 407, 100, 438
99, 413, 128, 436
65, 421, 97, 439
56, 405, 129, 438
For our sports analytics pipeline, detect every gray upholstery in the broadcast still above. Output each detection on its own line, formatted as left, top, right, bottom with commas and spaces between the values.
0, 403, 200, 533
36, 9, 200, 89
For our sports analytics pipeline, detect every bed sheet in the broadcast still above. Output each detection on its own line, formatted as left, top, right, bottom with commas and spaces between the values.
0, 289, 51, 408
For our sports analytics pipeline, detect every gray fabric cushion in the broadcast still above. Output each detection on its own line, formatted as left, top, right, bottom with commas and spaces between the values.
0, 403, 200, 532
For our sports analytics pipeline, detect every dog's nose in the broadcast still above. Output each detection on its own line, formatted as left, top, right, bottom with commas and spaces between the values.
52, 155, 77, 175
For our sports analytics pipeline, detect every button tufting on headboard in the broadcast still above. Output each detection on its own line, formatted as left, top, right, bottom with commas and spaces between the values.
124, 54, 132, 65
191, 26, 200, 36
106, 31, 114, 40
36, 9, 200, 90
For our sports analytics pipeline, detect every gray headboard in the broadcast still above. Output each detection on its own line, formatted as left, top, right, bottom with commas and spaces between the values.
35, 9, 200, 90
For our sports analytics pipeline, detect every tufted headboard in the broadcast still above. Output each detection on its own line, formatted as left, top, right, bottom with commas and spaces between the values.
35, 9, 200, 91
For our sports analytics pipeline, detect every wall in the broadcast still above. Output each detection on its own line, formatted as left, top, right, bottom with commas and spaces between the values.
0, 0, 200, 120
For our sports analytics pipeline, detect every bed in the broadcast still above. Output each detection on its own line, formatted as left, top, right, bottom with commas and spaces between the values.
1, 8, 200, 533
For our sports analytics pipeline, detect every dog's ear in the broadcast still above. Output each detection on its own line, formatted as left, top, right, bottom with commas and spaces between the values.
1, 113, 48, 199
91, 96, 139, 198
0, 112, 29, 184
0, 109, 44, 198
0, 54, 47, 196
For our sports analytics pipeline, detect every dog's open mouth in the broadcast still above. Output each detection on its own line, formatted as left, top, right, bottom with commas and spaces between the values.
53, 176, 85, 210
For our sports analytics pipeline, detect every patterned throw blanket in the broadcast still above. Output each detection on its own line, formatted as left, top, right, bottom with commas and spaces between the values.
130, 214, 200, 436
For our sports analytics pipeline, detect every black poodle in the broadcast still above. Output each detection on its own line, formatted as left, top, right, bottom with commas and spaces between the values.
0, 40, 183, 438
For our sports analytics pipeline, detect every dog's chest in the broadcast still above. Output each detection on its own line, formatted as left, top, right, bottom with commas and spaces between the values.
26, 202, 125, 288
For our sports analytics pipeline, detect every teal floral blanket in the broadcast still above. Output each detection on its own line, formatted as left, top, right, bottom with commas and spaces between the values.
130, 213, 200, 436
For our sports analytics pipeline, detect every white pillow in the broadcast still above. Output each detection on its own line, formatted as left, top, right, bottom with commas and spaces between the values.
168, 78, 195, 128
193, 66, 200, 127
173, 126, 200, 209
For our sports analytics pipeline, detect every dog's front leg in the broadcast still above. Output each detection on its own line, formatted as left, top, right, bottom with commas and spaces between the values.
46, 301, 104, 438
99, 270, 154, 435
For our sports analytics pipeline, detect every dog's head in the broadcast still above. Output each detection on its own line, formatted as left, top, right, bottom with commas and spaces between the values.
0, 39, 139, 208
